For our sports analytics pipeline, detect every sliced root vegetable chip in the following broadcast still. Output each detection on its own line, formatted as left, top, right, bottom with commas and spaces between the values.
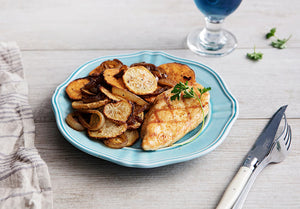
88, 119, 127, 139
158, 63, 196, 84
103, 100, 132, 123
72, 99, 109, 110
89, 59, 123, 76
157, 78, 177, 87
123, 66, 157, 95
103, 68, 126, 89
81, 88, 96, 96
65, 78, 90, 100
99, 86, 124, 102
88, 65, 104, 77
103, 134, 128, 149
111, 87, 149, 107
124, 129, 139, 146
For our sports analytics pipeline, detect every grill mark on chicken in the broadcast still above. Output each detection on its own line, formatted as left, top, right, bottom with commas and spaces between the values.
146, 101, 208, 124
181, 96, 192, 137
141, 84, 210, 150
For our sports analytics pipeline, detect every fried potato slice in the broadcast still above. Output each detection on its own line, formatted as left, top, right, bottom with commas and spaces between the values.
65, 112, 85, 131
158, 63, 196, 84
103, 68, 126, 89
124, 129, 139, 146
99, 86, 124, 102
88, 119, 127, 139
77, 110, 105, 131
111, 87, 149, 106
72, 99, 109, 110
123, 66, 157, 95
66, 78, 90, 100
103, 134, 128, 149
89, 59, 123, 76
103, 100, 132, 123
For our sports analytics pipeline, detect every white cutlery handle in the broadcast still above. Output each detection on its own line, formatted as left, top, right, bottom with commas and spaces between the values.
215, 166, 252, 209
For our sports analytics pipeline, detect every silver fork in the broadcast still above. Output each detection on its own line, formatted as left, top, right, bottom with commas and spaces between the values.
232, 114, 292, 209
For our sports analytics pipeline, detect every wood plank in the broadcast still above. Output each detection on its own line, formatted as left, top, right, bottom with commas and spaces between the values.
21, 49, 300, 121
0, 0, 299, 50
34, 118, 300, 209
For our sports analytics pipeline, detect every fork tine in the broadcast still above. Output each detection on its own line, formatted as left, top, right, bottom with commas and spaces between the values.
286, 125, 292, 150
285, 125, 291, 144
281, 121, 289, 143
284, 126, 289, 145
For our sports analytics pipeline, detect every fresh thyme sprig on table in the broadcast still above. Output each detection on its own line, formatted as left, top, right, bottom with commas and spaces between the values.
247, 46, 263, 61
170, 81, 211, 147
266, 27, 292, 49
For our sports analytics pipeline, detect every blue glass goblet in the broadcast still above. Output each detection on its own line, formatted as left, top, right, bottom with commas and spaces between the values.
187, 0, 242, 56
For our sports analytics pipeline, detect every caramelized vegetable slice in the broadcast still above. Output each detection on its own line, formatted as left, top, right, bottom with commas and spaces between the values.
81, 88, 96, 96
112, 87, 149, 106
83, 76, 104, 94
65, 112, 85, 131
103, 100, 132, 123
81, 93, 105, 104
89, 65, 104, 77
89, 59, 123, 76
103, 134, 128, 149
127, 112, 144, 129
157, 78, 177, 87
130, 62, 156, 71
130, 63, 167, 79
143, 96, 157, 104
77, 110, 105, 131
124, 129, 139, 146
88, 119, 127, 139
158, 63, 196, 84
103, 68, 126, 89
141, 86, 169, 104
66, 78, 90, 100
99, 86, 124, 102
72, 99, 109, 110
123, 66, 157, 95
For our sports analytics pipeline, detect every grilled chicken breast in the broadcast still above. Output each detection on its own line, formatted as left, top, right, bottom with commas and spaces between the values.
141, 83, 210, 150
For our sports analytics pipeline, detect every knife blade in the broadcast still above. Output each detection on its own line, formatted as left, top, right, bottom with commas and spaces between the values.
242, 105, 287, 169
215, 105, 287, 209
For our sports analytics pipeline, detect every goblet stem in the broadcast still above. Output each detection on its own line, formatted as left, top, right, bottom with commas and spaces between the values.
199, 17, 227, 51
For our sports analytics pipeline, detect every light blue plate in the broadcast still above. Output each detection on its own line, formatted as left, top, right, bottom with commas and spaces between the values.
52, 51, 239, 168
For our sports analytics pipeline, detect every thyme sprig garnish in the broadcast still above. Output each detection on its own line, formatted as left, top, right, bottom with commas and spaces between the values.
170, 81, 211, 147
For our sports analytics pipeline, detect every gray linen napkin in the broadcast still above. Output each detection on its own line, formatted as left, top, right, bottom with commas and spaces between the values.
0, 42, 53, 208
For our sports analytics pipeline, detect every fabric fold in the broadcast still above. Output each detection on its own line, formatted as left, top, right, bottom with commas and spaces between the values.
0, 42, 53, 209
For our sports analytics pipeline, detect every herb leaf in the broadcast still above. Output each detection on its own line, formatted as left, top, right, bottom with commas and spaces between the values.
170, 82, 211, 147
271, 35, 292, 49
266, 28, 292, 49
171, 81, 189, 101
198, 87, 211, 95
266, 28, 276, 39
247, 46, 263, 61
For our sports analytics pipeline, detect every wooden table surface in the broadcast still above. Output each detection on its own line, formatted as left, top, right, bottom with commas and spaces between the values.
1, 0, 299, 208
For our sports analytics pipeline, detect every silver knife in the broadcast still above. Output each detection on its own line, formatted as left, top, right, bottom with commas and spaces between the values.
215, 105, 287, 209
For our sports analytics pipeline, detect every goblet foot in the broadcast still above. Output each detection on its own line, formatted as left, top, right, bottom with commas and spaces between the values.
187, 27, 237, 57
